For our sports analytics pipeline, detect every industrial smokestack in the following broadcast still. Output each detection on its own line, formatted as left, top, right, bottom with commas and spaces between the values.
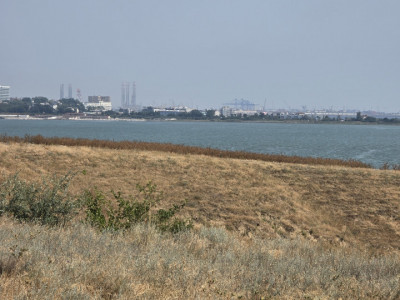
68, 84, 72, 99
121, 82, 126, 108
131, 82, 136, 109
60, 84, 64, 99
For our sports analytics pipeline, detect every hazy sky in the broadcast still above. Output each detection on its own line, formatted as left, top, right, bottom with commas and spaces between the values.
1, 0, 399, 111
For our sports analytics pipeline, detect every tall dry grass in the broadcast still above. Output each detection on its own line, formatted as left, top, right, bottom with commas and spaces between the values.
0, 217, 399, 299
0, 134, 371, 168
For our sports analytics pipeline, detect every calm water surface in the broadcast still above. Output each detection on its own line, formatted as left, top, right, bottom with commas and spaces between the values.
1, 119, 399, 168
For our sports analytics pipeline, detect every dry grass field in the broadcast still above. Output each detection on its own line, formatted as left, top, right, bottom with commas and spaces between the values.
0, 139, 399, 299
1, 218, 399, 299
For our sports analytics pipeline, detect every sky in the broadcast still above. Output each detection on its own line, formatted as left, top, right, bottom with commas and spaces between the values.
1, 0, 399, 112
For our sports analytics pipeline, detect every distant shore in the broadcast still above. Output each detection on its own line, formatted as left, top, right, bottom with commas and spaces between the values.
1, 114, 400, 126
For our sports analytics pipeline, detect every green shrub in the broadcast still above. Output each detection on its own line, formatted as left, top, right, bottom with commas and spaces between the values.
82, 188, 107, 230
81, 181, 192, 233
0, 173, 76, 226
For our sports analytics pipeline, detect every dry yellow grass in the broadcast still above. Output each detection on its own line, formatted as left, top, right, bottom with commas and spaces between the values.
1, 217, 399, 299
0, 135, 372, 168
0, 141, 399, 254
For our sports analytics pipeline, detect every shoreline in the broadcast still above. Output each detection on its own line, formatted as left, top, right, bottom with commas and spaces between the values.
1, 114, 399, 126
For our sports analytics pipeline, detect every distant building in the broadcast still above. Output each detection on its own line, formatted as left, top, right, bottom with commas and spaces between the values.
0, 85, 10, 102
221, 106, 234, 117
88, 96, 110, 103
85, 96, 112, 111
220, 106, 257, 117
153, 106, 192, 116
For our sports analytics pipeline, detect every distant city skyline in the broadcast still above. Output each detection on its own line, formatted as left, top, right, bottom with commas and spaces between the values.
1, 1, 399, 112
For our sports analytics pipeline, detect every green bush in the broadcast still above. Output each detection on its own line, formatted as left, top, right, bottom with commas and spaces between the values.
0, 173, 76, 226
0, 173, 192, 233
81, 181, 192, 233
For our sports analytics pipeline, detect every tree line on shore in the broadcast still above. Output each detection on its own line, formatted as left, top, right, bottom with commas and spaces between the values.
0, 97, 84, 114
1, 97, 399, 123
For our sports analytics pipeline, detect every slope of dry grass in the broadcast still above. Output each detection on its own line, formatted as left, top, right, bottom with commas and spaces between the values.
0, 141, 398, 253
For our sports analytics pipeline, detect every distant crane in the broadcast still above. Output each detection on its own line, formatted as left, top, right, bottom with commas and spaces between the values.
282, 100, 291, 111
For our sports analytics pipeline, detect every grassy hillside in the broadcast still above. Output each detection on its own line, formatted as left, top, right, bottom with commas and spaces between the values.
0, 140, 398, 252
0, 139, 399, 298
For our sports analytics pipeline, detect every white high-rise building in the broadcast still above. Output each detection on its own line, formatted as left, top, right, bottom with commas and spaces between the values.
0, 85, 10, 102
85, 95, 112, 111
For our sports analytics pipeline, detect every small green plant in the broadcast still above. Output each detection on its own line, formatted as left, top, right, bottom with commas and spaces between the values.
82, 188, 107, 230
0, 172, 76, 226
82, 181, 192, 233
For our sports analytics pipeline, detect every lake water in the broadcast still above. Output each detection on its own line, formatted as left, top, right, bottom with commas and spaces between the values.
1, 119, 399, 168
